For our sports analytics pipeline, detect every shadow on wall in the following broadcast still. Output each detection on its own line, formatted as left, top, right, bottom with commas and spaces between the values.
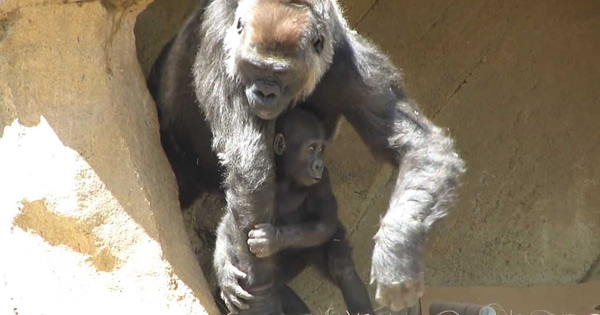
135, 0, 202, 76
134, 0, 224, 288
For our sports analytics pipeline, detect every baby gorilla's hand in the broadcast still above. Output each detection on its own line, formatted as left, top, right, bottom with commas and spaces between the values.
247, 223, 280, 258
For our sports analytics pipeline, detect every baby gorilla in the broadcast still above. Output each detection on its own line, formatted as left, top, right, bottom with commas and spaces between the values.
215, 109, 373, 315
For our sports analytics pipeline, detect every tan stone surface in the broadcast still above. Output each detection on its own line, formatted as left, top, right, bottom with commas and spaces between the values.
421, 281, 600, 315
134, 0, 600, 312
0, 0, 218, 314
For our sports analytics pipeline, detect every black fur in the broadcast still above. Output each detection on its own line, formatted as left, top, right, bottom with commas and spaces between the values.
149, 0, 465, 313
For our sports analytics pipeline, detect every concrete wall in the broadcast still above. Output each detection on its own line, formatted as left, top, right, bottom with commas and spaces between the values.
134, 0, 600, 311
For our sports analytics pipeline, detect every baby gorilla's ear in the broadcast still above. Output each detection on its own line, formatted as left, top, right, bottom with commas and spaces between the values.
274, 133, 286, 155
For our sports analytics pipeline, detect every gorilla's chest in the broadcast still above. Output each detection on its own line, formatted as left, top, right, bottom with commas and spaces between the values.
274, 190, 315, 225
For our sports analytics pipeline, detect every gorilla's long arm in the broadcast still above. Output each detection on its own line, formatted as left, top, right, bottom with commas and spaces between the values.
191, 3, 283, 314
214, 213, 255, 313
308, 27, 466, 311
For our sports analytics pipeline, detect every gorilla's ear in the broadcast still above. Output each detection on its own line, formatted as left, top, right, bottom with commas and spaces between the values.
274, 133, 286, 155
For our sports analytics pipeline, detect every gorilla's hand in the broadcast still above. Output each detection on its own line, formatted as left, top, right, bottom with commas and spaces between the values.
247, 223, 281, 258
370, 220, 426, 312
219, 263, 254, 314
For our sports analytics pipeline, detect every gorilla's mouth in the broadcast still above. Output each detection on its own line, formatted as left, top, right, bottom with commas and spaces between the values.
247, 93, 290, 120
245, 80, 289, 120
304, 177, 320, 186
253, 108, 280, 120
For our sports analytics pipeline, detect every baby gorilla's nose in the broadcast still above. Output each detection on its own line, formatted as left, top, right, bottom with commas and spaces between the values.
312, 160, 324, 180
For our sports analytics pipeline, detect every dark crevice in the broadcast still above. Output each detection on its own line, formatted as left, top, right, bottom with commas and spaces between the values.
579, 251, 600, 283
432, 49, 489, 120
416, 0, 458, 43
352, 0, 382, 29
0, 11, 19, 43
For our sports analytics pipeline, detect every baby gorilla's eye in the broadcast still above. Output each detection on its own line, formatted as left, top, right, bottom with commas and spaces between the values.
236, 18, 243, 34
318, 146, 324, 153
309, 145, 316, 152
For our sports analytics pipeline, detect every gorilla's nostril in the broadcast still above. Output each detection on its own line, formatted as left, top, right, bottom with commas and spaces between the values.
254, 90, 265, 98
253, 90, 277, 101
253, 80, 281, 103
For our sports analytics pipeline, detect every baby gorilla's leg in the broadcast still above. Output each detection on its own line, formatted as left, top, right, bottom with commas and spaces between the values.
279, 285, 310, 315
315, 228, 373, 315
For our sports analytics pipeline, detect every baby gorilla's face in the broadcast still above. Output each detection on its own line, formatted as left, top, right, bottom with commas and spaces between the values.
275, 133, 326, 187
288, 137, 326, 187
274, 108, 328, 186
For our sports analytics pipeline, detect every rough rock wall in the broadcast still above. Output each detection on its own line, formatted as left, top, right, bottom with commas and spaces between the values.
0, 0, 218, 314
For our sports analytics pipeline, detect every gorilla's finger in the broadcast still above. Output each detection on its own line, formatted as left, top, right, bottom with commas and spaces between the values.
389, 287, 407, 312
248, 245, 266, 256
389, 282, 421, 312
248, 240, 265, 250
248, 229, 267, 238
254, 223, 272, 229
222, 294, 238, 314
234, 286, 254, 300
247, 238, 261, 247
248, 246, 261, 255
229, 294, 250, 310
390, 299, 407, 312
401, 281, 420, 306
255, 251, 269, 258
230, 266, 247, 280
405, 296, 419, 309
369, 265, 376, 285
374, 285, 390, 307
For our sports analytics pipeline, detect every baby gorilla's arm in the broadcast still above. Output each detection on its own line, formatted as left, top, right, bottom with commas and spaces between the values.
248, 171, 338, 258
248, 219, 337, 258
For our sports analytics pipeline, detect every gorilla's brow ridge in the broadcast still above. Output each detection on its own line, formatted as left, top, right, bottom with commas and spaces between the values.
290, 0, 314, 8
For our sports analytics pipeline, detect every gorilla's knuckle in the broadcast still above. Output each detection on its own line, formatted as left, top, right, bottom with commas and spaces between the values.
224, 283, 236, 290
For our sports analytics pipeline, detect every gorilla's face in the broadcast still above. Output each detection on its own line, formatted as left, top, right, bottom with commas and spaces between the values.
224, 0, 334, 120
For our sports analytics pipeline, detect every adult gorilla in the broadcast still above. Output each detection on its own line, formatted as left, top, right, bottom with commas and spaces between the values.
149, 0, 465, 313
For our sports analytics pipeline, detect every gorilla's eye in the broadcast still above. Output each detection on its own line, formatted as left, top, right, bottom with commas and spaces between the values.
313, 35, 324, 54
236, 18, 243, 34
